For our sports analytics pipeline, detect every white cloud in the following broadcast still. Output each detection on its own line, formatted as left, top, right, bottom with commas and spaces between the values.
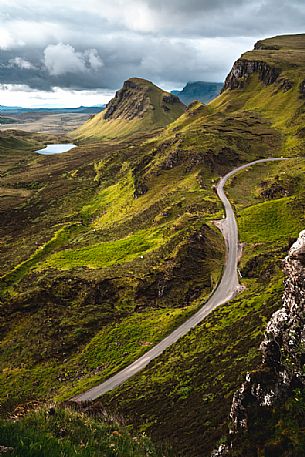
8, 57, 36, 69
44, 43, 87, 75
0, 29, 15, 49
0, 84, 114, 107
44, 43, 103, 76
85, 49, 104, 70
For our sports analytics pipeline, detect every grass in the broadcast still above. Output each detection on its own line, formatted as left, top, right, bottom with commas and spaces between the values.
0, 305, 201, 410
0, 407, 162, 457
41, 226, 168, 270
56, 305, 199, 401
0, 126, 225, 415
0, 224, 79, 289
81, 165, 205, 230
96, 156, 305, 456
212, 35, 305, 156
238, 196, 304, 243
99, 275, 284, 457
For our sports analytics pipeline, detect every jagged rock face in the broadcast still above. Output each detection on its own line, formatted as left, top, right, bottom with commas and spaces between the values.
103, 78, 182, 121
214, 230, 305, 456
254, 40, 280, 51
222, 58, 281, 92
104, 79, 152, 121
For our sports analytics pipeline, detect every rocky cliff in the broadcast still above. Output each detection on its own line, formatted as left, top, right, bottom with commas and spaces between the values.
104, 78, 183, 121
213, 230, 305, 456
75, 77, 185, 141
222, 58, 281, 92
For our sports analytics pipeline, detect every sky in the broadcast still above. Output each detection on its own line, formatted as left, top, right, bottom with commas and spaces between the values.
0, 0, 304, 107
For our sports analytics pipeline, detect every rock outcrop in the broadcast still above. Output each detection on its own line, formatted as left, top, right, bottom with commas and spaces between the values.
222, 58, 281, 92
75, 77, 185, 140
104, 79, 182, 121
213, 229, 305, 456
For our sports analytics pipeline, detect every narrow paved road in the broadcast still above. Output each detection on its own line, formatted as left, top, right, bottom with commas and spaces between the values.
72, 157, 287, 402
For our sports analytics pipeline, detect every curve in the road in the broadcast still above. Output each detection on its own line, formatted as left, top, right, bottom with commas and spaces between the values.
72, 157, 287, 402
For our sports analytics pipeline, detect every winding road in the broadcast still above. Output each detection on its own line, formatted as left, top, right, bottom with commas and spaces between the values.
72, 157, 287, 402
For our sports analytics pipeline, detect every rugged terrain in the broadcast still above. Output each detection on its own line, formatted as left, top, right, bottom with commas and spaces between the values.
75, 78, 185, 141
214, 229, 305, 457
1, 34, 305, 456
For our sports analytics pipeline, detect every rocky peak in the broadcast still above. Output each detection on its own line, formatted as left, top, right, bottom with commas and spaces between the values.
213, 230, 305, 456
103, 78, 183, 122
104, 78, 152, 121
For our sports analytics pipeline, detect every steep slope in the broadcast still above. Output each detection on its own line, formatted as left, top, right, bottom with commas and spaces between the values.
1, 34, 305, 457
0, 405, 161, 457
83, 35, 305, 457
213, 34, 305, 154
214, 230, 305, 457
0, 106, 226, 415
74, 78, 185, 141
172, 81, 223, 105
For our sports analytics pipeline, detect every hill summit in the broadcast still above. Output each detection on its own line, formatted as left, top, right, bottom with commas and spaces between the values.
75, 77, 185, 141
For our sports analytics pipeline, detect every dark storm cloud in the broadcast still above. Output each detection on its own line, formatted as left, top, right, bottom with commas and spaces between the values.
0, 0, 304, 92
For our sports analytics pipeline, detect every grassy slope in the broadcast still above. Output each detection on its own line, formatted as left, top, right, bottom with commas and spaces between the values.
75, 79, 185, 141
0, 60, 281, 442
1, 33, 305, 457
0, 126, 227, 414
0, 86, 283, 411
0, 406, 161, 457
212, 34, 305, 155
99, 157, 305, 457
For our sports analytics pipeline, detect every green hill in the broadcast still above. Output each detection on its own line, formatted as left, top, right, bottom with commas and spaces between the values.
1, 34, 305, 457
74, 78, 185, 141
212, 34, 305, 154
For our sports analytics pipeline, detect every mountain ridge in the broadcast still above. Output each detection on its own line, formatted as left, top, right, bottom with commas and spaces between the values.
172, 81, 223, 105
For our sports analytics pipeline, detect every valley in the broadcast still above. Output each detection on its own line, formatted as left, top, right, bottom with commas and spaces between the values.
0, 107, 103, 134
1, 33, 305, 457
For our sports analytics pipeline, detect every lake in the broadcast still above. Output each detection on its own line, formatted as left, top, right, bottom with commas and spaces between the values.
36, 144, 77, 155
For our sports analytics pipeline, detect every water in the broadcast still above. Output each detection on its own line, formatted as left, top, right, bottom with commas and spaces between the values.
36, 144, 77, 155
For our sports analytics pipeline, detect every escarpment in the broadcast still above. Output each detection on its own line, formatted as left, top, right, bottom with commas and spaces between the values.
222, 58, 281, 91
75, 77, 185, 140
104, 79, 182, 121
213, 230, 305, 456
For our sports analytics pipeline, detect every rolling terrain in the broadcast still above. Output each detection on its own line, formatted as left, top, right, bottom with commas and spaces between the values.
1, 33, 305, 456
0, 106, 103, 134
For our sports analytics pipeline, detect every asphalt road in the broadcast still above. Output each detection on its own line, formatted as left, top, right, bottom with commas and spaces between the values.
72, 157, 287, 402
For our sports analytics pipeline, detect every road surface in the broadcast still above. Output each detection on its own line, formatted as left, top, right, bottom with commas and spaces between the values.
72, 157, 287, 402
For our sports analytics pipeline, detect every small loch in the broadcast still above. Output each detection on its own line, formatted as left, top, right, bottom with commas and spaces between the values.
36, 144, 77, 155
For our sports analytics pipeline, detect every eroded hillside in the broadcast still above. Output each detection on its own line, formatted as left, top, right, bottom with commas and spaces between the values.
75, 78, 185, 141
1, 33, 305, 457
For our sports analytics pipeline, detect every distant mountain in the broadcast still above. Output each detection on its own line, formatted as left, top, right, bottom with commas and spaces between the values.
171, 81, 223, 105
0, 116, 19, 124
75, 77, 186, 141
0, 105, 104, 115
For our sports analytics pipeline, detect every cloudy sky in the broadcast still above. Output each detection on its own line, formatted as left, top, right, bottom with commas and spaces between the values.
0, 0, 304, 107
